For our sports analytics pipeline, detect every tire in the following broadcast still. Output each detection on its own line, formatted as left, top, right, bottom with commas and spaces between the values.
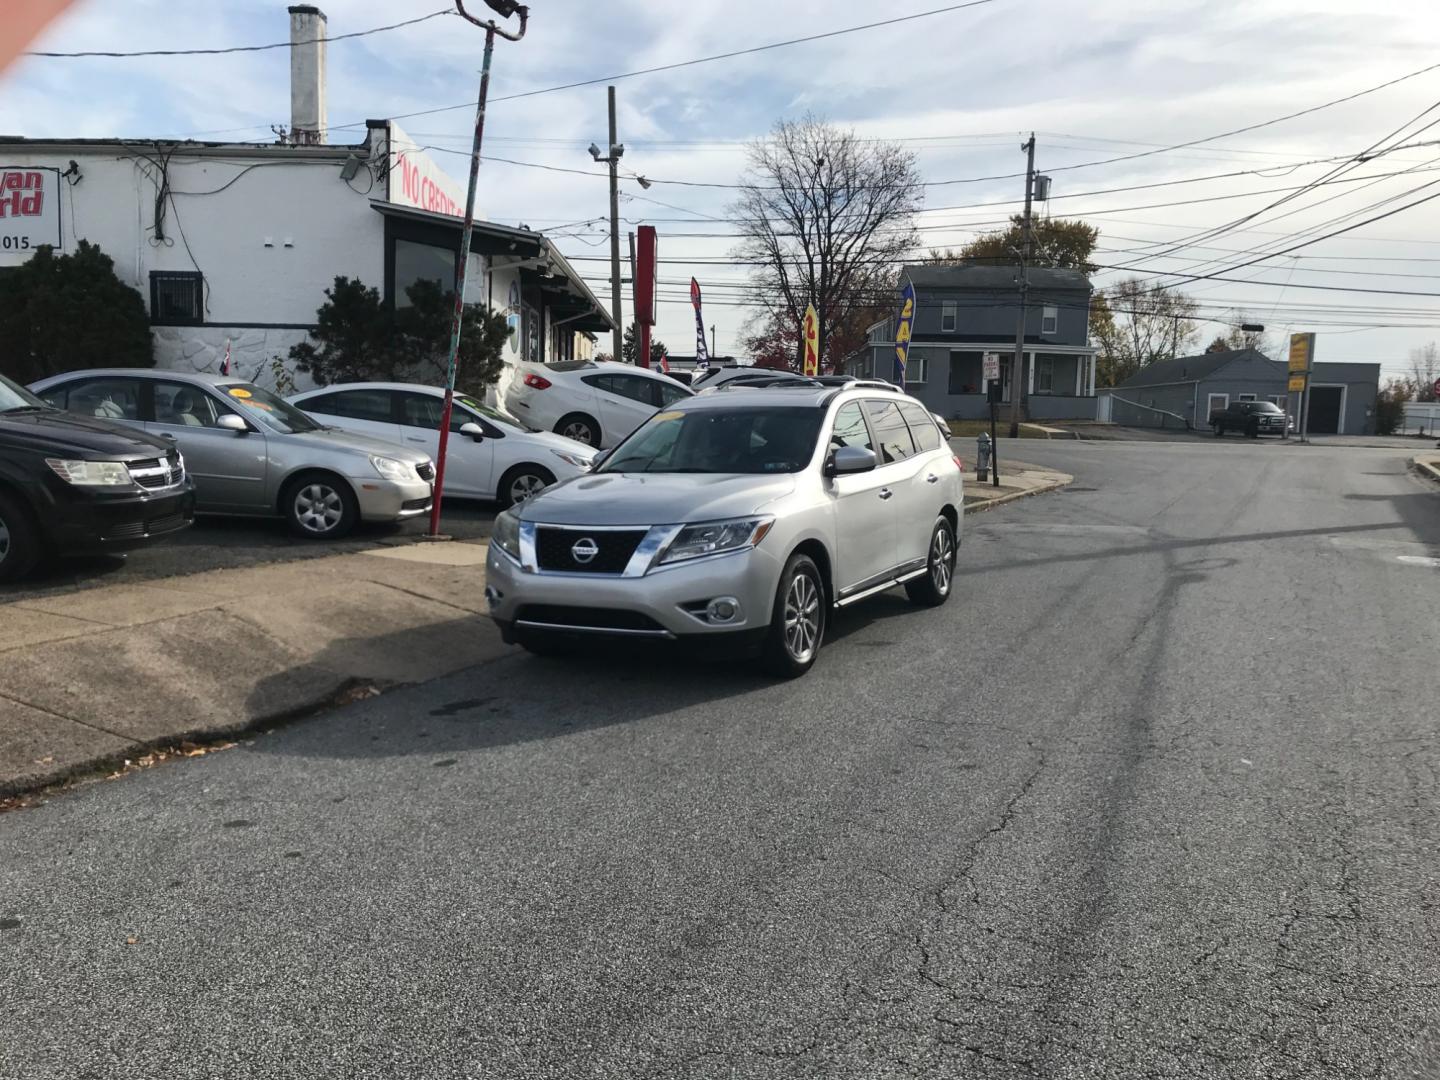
906, 516, 957, 608
1213, 423, 1223, 437
282, 473, 359, 540
555, 413, 601, 448
1246, 422, 1259, 439
760, 553, 826, 678
496, 463, 556, 509
0, 490, 39, 584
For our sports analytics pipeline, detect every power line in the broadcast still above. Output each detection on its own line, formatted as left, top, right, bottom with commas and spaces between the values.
26, 9, 453, 58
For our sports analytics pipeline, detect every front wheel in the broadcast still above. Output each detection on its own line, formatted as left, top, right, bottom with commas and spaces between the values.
496, 464, 556, 509
1213, 423, 1223, 437
283, 474, 359, 539
760, 554, 826, 678
906, 516, 957, 607
0, 490, 39, 584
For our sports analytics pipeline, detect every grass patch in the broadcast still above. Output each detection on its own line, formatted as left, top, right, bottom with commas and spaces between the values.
942, 419, 1050, 439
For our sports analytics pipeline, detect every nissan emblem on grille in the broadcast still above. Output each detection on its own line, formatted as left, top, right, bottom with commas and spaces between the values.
571, 537, 600, 564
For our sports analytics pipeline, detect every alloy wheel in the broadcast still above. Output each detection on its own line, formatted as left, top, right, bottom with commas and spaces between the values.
510, 473, 547, 503
930, 525, 955, 596
563, 420, 593, 443
294, 484, 344, 534
783, 571, 821, 663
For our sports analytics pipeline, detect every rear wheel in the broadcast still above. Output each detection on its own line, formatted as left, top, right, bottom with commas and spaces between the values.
0, 490, 39, 584
760, 553, 826, 678
906, 516, 957, 608
496, 464, 556, 509
283, 473, 359, 539
556, 413, 601, 448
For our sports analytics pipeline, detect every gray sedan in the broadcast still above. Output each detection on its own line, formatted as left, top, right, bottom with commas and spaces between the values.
30, 370, 434, 539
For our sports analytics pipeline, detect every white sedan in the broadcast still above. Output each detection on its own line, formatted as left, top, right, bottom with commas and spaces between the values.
288, 383, 596, 507
503, 359, 693, 449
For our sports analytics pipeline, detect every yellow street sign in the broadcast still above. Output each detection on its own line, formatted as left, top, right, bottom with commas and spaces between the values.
1288, 332, 1314, 373
1288, 374, 1307, 392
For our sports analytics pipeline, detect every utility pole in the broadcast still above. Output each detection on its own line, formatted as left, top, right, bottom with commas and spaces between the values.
1008, 133, 1036, 440
428, 0, 528, 539
606, 87, 623, 363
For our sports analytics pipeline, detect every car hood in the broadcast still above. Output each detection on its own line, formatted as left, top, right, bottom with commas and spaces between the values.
513, 427, 598, 459
0, 409, 173, 459
291, 425, 433, 464
519, 472, 796, 526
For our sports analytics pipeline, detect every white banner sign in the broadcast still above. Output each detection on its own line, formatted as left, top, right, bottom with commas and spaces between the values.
0, 166, 60, 259
983, 352, 1000, 382
387, 122, 467, 219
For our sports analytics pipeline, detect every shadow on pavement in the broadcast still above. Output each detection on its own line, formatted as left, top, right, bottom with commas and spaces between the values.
243, 594, 927, 761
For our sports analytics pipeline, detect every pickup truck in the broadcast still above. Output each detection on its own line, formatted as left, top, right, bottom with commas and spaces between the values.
1210, 400, 1291, 438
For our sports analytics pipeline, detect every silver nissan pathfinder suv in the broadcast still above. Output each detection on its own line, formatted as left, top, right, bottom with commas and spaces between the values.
485, 381, 963, 677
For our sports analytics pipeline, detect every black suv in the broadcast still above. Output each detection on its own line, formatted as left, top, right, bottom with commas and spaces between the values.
0, 372, 195, 582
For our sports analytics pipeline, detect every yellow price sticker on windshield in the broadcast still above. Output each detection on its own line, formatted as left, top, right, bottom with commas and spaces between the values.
653, 410, 684, 422
227, 387, 253, 399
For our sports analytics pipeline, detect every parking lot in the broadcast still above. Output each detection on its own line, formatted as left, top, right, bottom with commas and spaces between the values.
0, 499, 498, 600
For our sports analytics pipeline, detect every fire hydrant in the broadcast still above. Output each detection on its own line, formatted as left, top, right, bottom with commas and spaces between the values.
976, 432, 992, 482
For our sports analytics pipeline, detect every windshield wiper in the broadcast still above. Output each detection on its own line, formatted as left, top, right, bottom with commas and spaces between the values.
1, 405, 47, 414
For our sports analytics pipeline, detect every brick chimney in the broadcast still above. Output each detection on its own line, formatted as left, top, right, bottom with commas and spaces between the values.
288, 5, 327, 145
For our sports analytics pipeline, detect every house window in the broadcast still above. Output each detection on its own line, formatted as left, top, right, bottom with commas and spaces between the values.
1041, 306, 1058, 335
149, 271, 204, 326
941, 301, 957, 332
1268, 394, 1287, 408
947, 351, 983, 395
904, 354, 927, 384
1035, 355, 1055, 393
1238, 393, 1257, 402
392, 238, 456, 308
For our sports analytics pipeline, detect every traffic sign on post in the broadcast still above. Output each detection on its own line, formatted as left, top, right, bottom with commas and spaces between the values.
1433, 376, 1440, 399
983, 352, 1000, 383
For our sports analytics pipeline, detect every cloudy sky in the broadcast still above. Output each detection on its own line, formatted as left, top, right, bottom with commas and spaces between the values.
4, 0, 1439, 378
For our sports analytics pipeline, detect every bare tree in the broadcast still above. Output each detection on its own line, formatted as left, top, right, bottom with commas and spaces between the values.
1093, 277, 1199, 386
732, 116, 922, 369
1409, 341, 1438, 401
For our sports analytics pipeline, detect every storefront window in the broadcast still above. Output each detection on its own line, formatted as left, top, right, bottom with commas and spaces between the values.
393, 239, 455, 308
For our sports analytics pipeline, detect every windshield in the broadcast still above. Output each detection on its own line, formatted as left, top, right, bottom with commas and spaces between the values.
0, 373, 49, 413
1252, 402, 1283, 413
600, 407, 824, 475
219, 383, 322, 434
458, 395, 535, 434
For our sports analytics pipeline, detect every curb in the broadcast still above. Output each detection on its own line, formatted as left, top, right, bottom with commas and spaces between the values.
964, 476, 1072, 514
1411, 457, 1440, 484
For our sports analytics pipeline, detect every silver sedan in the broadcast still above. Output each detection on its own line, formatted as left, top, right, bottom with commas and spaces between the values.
30, 370, 435, 539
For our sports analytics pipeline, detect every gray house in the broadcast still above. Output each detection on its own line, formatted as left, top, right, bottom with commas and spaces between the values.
843, 264, 1099, 421
1102, 348, 1380, 435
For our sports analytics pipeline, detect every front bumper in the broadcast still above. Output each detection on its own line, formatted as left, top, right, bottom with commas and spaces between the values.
485, 532, 784, 642
39, 477, 197, 555
350, 477, 434, 522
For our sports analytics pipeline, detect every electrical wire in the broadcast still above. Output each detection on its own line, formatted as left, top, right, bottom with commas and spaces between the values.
27, 9, 454, 58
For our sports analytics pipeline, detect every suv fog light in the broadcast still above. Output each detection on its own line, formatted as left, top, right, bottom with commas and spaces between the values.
707, 597, 740, 623
484, 585, 503, 607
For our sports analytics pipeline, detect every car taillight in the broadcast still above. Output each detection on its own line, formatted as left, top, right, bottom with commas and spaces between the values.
523, 373, 552, 390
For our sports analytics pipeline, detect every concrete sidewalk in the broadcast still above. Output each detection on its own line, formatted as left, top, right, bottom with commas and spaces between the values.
0, 541, 507, 798
1413, 454, 1440, 484
0, 465, 1071, 800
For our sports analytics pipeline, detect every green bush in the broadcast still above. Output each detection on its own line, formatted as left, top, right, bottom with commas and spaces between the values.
0, 241, 153, 383
290, 276, 511, 391
1375, 380, 1411, 436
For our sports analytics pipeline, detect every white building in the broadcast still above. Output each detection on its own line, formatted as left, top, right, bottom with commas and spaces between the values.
0, 5, 610, 394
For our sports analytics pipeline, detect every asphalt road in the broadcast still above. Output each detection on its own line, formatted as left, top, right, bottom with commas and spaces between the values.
3, 440, 1439, 1079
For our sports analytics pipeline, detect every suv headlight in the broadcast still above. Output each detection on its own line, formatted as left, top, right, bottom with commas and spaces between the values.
46, 458, 133, 486
658, 517, 774, 565
370, 455, 412, 483
492, 508, 522, 563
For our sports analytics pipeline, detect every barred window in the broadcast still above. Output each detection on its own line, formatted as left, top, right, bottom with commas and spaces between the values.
149, 271, 204, 325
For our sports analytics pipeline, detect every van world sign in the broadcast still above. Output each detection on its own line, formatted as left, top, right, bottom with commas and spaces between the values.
0, 167, 61, 257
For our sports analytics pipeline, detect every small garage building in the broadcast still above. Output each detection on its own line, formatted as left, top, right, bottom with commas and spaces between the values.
1101, 348, 1380, 435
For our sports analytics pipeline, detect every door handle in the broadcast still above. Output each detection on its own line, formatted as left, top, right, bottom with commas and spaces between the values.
159, 433, 176, 440
878, 488, 893, 500
926, 473, 939, 484
406, 437, 426, 443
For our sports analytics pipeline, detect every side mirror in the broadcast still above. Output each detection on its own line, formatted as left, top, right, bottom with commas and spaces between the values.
458, 421, 485, 442
216, 414, 249, 434
828, 445, 878, 476
592, 447, 612, 468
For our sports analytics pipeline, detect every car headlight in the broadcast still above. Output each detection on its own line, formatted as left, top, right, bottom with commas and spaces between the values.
492, 508, 522, 563
550, 448, 595, 471
658, 517, 774, 565
369, 455, 412, 483
45, 458, 133, 486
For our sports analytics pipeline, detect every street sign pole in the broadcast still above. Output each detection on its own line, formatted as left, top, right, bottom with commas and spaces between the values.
984, 351, 1001, 485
